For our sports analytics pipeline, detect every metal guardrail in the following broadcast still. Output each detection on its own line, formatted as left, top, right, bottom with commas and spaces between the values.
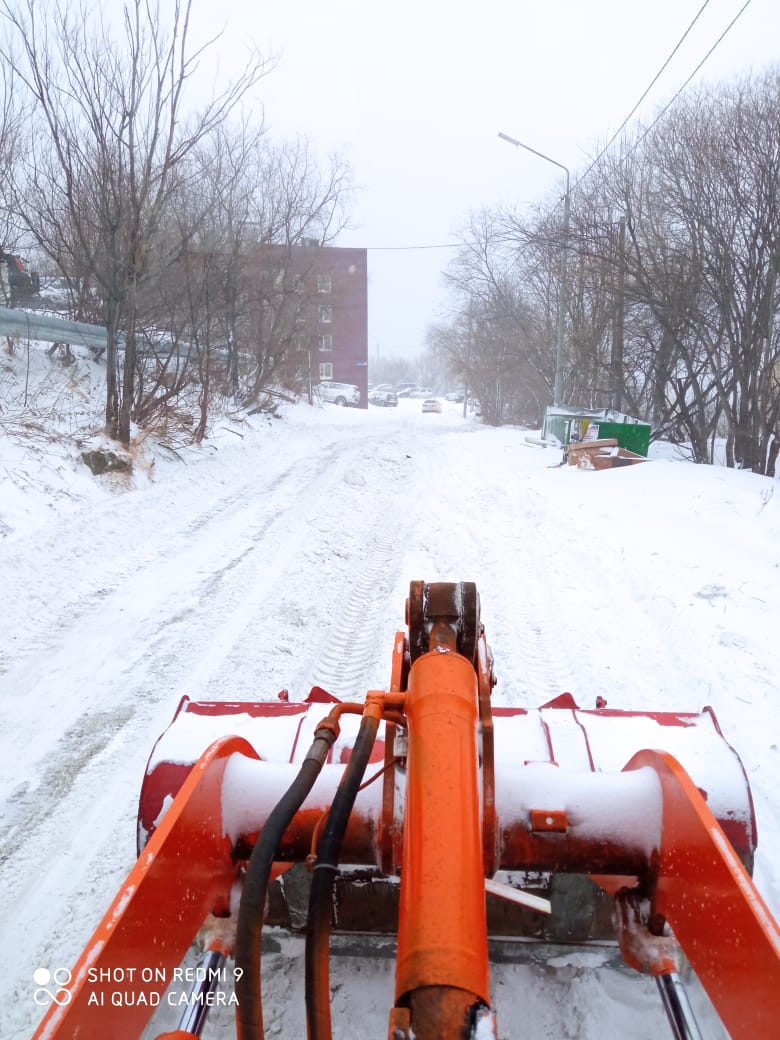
0, 306, 109, 350
0, 306, 227, 364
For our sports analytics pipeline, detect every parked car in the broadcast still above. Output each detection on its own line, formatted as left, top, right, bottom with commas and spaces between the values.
408, 386, 434, 398
317, 381, 361, 406
369, 388, 398, 407
421, 398, 442, 414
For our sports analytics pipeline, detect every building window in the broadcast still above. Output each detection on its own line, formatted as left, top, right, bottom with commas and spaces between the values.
317, 273, 331, 293
319, 334, 332, 351
319, 362, 333, 380
319, 304, 332, 324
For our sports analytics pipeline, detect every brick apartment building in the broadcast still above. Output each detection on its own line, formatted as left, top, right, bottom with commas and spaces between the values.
250, 241, 369, 408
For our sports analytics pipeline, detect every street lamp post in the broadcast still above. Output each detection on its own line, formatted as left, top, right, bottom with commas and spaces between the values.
498, 131, 570, 407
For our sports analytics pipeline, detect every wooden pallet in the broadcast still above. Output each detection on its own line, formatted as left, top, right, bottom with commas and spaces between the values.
567, 438, 647, 470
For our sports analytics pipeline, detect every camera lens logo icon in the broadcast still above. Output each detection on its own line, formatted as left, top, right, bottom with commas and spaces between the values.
33, 967, 72, 1006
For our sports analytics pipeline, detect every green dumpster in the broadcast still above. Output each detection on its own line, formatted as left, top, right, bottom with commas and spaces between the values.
542, 407, 651, 457
589, 420, 650, 456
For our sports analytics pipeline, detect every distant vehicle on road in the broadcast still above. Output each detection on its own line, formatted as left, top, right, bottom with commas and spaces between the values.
369, 388, 398, 407
421, 398, 442, 414
317, 381, 361, 406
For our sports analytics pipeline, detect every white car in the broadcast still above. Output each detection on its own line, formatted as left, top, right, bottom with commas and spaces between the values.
317, 381, 361, 406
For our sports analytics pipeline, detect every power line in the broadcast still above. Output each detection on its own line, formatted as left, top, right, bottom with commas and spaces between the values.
627, 0, 754, 156
575, 0, 714, 188
574, 0, 753, 189
362, 242, 459, 251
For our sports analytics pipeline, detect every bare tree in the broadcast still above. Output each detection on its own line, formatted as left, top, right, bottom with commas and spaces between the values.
586, 72, 780, 470
0, 62, 26, 249
130, 127, 354, 432
1, 0, 274, 444
441, 210, 552, 423
231, 137, 353, 406
586, 146, 724, 461
678, 73, 780, 474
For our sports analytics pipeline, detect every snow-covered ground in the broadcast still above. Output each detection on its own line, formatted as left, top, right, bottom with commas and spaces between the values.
1, 345, 778, 1039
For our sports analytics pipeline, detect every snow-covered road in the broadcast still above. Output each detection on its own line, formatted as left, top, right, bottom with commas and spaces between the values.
2, 397, 778, 1039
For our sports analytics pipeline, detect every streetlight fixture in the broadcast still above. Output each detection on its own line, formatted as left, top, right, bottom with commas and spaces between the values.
498, 131, 570, 407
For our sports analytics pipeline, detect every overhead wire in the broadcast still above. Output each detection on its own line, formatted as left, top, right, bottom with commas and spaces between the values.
574, 0, 755, 188
344, 0, 756, 251
622, 0, 755, 158
574, 0, 714, 188
361, 242, 458, 251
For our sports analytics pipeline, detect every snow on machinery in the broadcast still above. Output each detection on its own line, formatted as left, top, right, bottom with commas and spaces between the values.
33, 581, 780, 1040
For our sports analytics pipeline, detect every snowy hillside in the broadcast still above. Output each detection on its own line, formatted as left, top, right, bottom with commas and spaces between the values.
1, 345, 778, 1039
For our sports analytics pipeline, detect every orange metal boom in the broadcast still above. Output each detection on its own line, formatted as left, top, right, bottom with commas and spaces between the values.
624, 749, 780, 1038
31, 735, 253, 1040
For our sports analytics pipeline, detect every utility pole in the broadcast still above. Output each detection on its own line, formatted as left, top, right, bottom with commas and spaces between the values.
554, 182, 571, 407
463, 307, 473, 420
611, 216, 625, 412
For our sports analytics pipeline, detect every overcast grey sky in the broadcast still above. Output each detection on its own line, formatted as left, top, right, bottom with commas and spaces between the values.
193, 0, 780, 361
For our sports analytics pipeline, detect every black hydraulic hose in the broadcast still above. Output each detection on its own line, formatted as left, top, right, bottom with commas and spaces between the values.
235, 722, 338, 1040
305, 710, 381, 1040
656, 973, 704, 1040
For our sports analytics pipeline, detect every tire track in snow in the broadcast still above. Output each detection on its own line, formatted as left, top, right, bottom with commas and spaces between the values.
306, 530, 401, 698
0, 441, 358, 796
483, 483, 579, 705
177, 438, 346, 539
173, 438, 412, 702
0, 705, 135, 867
0, 436, 346, 673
